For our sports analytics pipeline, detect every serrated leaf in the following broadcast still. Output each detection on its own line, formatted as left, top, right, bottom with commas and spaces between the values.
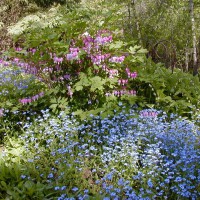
109, 41, 124, 49
90, 76, 104, 92
75, 85, 83, 91
130, 58, 137, 63
129, 45, 141, 54
50, 98, 57, 104
136, 56, 144, 62
11, 107, 19, 112
137, 49, 148, 54
73, 109, 83, 116
48, 33, 57, 40
146, 104, 155, 108
49, 104, 57, 111
6, 101, 13, 107
78, 73, 91, 86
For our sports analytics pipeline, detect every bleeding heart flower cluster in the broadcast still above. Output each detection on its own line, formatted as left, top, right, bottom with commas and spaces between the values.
0, 108, 3, 117
0, 59, 12, 67
66, 48, 79, 61
19, 92, 44, 105
11, 30, 138, 102
126, 67, 137, 78
82, 30, 112, 53
91, 54, 111, 65
15, 47, 23, 52
28, 48, 37, 54
94, 35, 112, 45
140, 109, 158, 117
67, 85, 73, 97
109, 56, 125, 63
53, 57, 63, 64
113, 89, 136, 96
118, 79, 128, 85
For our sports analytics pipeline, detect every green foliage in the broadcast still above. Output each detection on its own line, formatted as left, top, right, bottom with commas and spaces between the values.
0, 65, 47, 112
8, 13, 147, 116
1, 108, 200, 199
0, 139, 55, 199
135, 59, 200, 117
2, 0, 200, 120
1, 2, 200, 199
29, 0, 80, 8
0, 114, 101, 199
115, 0, 200, 71
0, 64, 48, 142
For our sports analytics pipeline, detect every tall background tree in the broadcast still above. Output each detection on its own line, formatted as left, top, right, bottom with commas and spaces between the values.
112, 0, 200, 73
189, 0, 198, 75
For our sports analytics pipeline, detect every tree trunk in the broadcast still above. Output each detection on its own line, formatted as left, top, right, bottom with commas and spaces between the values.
131, 0, 142, 46
189, 0, 198, 76
185, 47, 189, 72
127, 2, 133, 36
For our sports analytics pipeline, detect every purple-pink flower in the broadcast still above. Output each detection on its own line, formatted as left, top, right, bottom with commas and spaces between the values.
19, 92, 44, 105
118, 79, 128, 85
112, 89, 136, 97
15, 47, 23, 51
109, 69, 118, 78
140, 110, 158, 117
109, 56, 125, 63
53, 57, 63, 64
0, 109, 3, 117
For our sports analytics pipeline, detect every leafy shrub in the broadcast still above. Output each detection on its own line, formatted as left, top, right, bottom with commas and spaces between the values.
8, 26, 147, 117
135, 59, 200, 117
0, 62, 47, 108
0, 60, 48, 141
0, 107, 200, 199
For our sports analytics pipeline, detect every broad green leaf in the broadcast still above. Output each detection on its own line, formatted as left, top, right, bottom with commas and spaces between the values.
75, 85, 83, 91
129, 45, 141, 54
109, 41, 124, 49
90, 76, 105, 92
137, 49, 148, 54
1, 181, 7, 189
72, 109, 83, 116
